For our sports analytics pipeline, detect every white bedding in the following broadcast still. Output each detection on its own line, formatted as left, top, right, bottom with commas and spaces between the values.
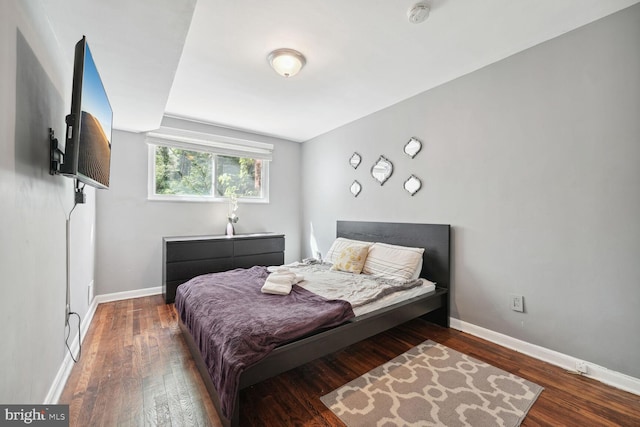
273, 263, 436, 317
350, 278, 436, 316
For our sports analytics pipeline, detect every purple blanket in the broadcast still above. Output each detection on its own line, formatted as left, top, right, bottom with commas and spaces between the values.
175, 266, 355, 420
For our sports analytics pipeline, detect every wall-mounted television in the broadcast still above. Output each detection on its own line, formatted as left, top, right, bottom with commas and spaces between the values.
59, 36, 113, 189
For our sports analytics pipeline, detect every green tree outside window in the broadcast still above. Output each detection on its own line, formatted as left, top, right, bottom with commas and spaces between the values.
154, 146, 263, 198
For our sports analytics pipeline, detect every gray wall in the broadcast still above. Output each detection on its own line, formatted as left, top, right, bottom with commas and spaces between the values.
1, 1, 96, 402
95, 120, 302, 295
301, 5, 640, 378
3, 0, 638, 402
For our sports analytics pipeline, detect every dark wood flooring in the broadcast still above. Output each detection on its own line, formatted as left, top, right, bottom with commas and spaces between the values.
60, 295, 640, 426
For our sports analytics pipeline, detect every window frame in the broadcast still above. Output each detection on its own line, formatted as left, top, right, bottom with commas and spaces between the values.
147, 139, 270, 204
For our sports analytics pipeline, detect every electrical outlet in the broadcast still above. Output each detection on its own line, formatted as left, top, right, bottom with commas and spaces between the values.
576, 361, 588, 374
510, 294, 524, 312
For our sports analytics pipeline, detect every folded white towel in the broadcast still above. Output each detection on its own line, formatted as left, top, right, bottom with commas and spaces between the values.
261, 282, 291, 295
261, 271, 305, 295
267, 265, 294, 273
267, 273, 296, 284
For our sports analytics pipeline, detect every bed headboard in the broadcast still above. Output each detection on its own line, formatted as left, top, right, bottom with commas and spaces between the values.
336, 221, 450, 290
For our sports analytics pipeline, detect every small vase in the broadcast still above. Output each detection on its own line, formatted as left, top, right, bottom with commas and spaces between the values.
226, 220, 235, 236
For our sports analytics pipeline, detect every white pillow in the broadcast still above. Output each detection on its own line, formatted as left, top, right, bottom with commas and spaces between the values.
325, 238, 371, 265
363, 242, 425, 282
411, 257, 424, 280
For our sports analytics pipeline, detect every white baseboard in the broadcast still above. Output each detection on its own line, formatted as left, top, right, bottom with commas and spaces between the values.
44, 286, 161, 403
450, 317, 640, 396
94, 286, 162, 304
44, 298, 99, 404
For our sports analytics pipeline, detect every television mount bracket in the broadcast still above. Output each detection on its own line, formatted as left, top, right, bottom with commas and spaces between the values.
49, 127, 65, 175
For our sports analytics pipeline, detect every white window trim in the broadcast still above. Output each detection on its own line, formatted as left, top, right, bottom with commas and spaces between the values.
146, 131, 271, 203
146, 129, 273, 160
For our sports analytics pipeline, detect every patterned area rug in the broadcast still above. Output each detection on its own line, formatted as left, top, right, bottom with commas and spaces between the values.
321, 340, 543, 427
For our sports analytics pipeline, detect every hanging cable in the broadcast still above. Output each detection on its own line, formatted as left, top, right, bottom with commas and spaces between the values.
65, 312, 81, 363
64, 179, 84, 363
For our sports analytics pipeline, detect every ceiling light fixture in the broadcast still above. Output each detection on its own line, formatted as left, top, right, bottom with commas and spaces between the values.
267, 48, 306, 78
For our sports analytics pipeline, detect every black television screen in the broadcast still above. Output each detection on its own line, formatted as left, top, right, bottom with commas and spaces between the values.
60, 36, 112, 189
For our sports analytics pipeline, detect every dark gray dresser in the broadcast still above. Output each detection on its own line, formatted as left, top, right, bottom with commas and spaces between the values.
162, 233, 285, 303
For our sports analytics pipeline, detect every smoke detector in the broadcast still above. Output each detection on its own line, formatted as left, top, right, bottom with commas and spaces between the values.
408, 2, 430, 24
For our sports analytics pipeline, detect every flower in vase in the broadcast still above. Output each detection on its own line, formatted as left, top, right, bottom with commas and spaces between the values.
227, 194, 239, 224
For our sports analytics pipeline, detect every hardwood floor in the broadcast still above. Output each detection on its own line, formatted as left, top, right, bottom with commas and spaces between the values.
61, 295, 640, 426
60, 296, 221, 426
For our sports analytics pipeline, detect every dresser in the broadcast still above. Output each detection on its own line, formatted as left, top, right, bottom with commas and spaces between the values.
162, 233, 285, 303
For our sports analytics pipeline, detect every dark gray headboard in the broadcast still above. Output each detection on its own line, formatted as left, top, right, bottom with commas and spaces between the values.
336, 221, 450, 290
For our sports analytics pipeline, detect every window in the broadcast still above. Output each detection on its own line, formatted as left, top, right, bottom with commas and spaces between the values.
154, 146, 214, 197
147, 133, 271, 202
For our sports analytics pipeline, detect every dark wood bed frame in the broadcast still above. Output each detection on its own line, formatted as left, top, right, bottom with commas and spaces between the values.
178, 220, 451, 426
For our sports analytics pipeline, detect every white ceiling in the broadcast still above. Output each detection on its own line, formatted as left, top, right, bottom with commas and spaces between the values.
39, 0, 196, 132
41, 0, 639, 142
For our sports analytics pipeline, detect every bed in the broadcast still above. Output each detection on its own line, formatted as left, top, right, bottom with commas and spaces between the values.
177, 220, 451, 427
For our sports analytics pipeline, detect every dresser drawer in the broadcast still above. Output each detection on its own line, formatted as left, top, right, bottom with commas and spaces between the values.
166, 239, 233, 262
234, 252, 285, 269
166, 258, 234, 282
234, 237, 284, 256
